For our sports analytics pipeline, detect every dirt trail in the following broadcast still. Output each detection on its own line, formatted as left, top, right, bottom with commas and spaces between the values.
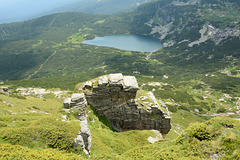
145, 52, 153, 60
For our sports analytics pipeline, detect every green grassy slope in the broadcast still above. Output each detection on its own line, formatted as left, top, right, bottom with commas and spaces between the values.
0, 12, 132, 81
0, 91, 154, 159
0, 1, 240, 158
1, 92, 240, 159
118, 116, 240, 160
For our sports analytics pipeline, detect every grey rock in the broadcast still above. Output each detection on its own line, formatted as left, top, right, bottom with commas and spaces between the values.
108, 73, 124, 86
63, 98, 71, 109
83, 81, 93, 89
61, 115, 68, 120
98, 75, 108, 87
123, 76, 139, 92
79, 117, 91, 152
71, 93, 85, 102
63, 93, 91, 155
210, 153, 219, 160
80, 73, 171, 136
65, 74, 171, 155
194, 109, 200, 113
159, 100, 167, 108
1, 86, 8, 92
1, 86, 10, 94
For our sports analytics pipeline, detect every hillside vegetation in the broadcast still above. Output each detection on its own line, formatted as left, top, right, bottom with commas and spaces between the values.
0, 91, 239, 159
0, 0, 240, 159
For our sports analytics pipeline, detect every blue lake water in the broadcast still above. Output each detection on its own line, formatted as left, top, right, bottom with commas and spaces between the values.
82, 34, 163, 52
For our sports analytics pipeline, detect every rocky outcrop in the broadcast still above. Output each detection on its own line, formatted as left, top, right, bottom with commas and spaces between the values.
213, 25, 240, 44
63, 93, 92, 155
172, 0, 200, 6
77, 73, 171, 136
188, 23, 240, 47
143, 0, 240, 48
0, 86, 10, 94
64, 73, 171, 154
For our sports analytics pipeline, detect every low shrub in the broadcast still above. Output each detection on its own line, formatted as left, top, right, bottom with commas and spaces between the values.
179, 105, 190, 111
192, 123, 211, 141
211, 103, 216, 108
168, 105, 178, 112
0, 116, 80, 151
176, 123, 211, 143
196, 95, 204, 100
32, 106, 40, 110
9, 94, 26, 99
201, 103, 210, 111
0, 144, 82, 160
0, 121, 7, 127
217, 107, 226, 113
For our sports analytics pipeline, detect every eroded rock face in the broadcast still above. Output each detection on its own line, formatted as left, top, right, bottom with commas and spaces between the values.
63, 93, 92, 155
77, 73, 171, 136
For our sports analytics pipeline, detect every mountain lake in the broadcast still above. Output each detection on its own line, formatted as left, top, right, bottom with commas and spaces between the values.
82, 34, 163, 52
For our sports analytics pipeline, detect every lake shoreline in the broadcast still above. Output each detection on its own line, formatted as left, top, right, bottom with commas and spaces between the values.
82, 34, 163, 52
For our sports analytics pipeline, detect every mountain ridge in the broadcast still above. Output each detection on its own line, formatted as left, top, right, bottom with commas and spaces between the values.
48, 0, 154, 15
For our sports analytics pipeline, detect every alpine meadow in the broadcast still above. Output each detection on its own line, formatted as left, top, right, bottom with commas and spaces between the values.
0, 0, 240, 159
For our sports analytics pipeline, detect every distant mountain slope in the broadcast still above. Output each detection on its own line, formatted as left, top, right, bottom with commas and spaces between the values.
127, 0, 240, 45
0, 0, 239, 97
48, 0, 153, 15
0, 0, 80, 24
0, 12, 118, 80
124, 0, 240, 77
0, 0, 153, 24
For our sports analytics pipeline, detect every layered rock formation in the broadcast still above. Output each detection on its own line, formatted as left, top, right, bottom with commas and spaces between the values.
63, 93, 92, 155
64, 73, 171, 154
77, 73, 171, 136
